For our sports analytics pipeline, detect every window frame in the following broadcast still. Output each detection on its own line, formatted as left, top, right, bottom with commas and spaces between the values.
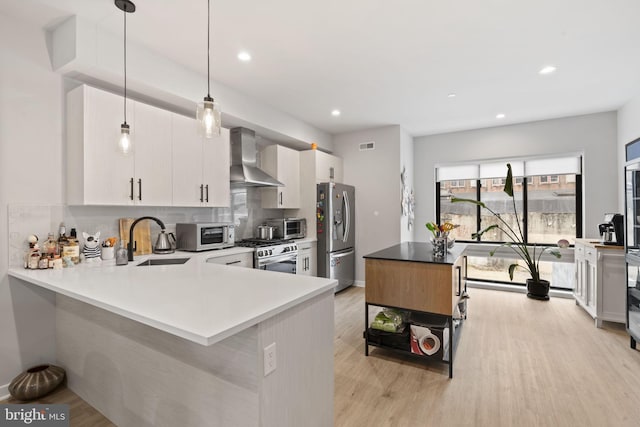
436, 173, 582, 247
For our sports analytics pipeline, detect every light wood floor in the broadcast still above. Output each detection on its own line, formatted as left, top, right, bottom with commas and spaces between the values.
4, 287, 640, 427
335, 286, 640, 427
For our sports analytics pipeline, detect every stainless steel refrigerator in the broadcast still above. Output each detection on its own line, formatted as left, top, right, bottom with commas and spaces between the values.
317, 182, 355, 292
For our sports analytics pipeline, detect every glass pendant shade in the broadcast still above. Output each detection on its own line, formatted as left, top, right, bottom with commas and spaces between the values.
119, 122, 132, 154
197, 96, 221, 138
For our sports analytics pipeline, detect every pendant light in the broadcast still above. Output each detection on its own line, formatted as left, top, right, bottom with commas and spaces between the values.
196, 0, 221, 138
115, 0, 136, 154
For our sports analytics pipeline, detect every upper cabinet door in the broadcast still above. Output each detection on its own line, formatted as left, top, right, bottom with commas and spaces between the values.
67, 85, 135, 205
171, 113, 205, 207
261, 144, 300, 209
133, 102, 172, 206
315, 151, 344, 183
202, 127, 230, 207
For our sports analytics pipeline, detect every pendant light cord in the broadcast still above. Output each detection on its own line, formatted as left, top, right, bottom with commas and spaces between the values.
124, 8, 127, 124
207, 0, 211, 98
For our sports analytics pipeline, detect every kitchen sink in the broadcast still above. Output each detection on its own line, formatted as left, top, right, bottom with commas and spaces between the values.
137, 257, 191, 266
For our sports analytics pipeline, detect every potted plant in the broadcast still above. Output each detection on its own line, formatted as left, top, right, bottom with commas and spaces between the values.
450, 163, 563, 300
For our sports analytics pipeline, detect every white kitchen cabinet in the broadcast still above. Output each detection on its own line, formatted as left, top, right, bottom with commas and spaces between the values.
297, 240, 317, 276
172, 114, 230, 207
314, 150, 344, 183
67, 85, 135, 205
206, 252, 253, 268
574, 239, 626, 327
260, 144, 300, 208
297, 150, 344, 239
132, 101, 173, 206
67, 85, 174, 206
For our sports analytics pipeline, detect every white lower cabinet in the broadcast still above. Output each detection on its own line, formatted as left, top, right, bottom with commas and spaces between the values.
297, 241, 317, 276
206, 252, 253, 268
574, 239, 625, 327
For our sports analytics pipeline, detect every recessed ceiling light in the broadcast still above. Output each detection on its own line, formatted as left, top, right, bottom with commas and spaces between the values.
496, 113, 506, 119
447, 93, 457, 98
237, 51, 251, 62
331, 109, 341, 117
539, 65, 556, 75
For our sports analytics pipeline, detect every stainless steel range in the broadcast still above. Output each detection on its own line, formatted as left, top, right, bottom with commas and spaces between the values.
235, 239, 298, 273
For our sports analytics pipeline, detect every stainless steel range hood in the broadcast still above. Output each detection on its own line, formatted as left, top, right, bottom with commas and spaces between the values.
230, 127, 283, 187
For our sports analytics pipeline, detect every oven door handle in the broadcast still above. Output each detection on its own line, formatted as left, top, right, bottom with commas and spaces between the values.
257, 253, 298, 267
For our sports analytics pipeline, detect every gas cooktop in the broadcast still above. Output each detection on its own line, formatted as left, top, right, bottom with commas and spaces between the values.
235, 238, 295, 248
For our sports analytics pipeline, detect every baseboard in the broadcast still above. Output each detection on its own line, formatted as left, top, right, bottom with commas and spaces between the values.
0, 383, 10, 401
353, 280, 365, 288
467, 280, 573, 299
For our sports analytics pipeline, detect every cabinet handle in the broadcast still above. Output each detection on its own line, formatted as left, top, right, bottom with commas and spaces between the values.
129, 178, 134, 201
226, 260, 241, 265
456, 266, 462, 296
200, 184, 204, 203
205, 184, 209, 203
138, 179, 142, 201
279, 192, 283, 206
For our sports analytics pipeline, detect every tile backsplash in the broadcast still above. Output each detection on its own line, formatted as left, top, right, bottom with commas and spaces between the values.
8, 187, 287, 267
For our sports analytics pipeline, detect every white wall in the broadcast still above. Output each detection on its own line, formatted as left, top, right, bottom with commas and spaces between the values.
333, 125, 402, 283
0, 13, 63, 391
413, 112, 618, 241
50, 16, 333, 152
617, 90, 640, 212
400, 128, 414, 242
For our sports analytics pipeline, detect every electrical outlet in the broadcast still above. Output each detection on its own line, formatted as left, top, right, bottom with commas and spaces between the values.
264, 342, 277, 376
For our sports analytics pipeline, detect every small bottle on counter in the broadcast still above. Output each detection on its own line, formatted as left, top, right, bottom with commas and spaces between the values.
58, 223, 68, 252
62, 228, 81, 265
38, 254, 49, 269
28, 251, 41, 269
44, 232, 58, 256
52, 255, 63, 269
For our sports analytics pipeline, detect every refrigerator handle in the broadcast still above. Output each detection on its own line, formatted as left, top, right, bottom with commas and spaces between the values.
332, 249, 355, 259
343, 190, 350, 243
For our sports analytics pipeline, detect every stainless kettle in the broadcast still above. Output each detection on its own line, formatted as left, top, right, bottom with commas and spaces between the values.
154, 230, 176, 254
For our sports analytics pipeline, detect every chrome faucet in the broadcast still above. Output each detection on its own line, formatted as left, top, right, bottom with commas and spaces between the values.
128, 216, 166, 261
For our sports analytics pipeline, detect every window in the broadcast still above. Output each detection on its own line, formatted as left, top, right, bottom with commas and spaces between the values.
539, 175, 559, 184
435, 155, 582, 286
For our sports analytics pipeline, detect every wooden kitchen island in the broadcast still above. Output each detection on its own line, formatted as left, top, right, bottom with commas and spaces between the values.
364, 242, 467, 378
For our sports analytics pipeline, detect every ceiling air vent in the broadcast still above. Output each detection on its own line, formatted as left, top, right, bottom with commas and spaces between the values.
359, 141, 375, 151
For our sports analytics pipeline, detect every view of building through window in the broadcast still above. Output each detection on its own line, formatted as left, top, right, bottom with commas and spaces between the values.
438, 171, 579, 290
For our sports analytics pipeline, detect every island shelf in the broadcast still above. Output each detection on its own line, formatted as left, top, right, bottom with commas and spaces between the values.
363, 242, 468, 378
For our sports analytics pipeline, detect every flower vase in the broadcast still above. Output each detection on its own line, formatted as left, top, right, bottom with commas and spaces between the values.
432, 236, 447, 258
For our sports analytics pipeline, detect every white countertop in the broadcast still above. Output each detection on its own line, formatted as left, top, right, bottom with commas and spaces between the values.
8, 249, 337, 346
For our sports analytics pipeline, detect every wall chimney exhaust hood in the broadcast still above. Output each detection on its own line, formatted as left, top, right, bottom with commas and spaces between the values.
230, 127, 283, 187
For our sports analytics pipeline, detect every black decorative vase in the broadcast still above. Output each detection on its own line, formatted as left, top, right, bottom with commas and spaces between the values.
526, 278, 550, 301
8, 364, 65, 401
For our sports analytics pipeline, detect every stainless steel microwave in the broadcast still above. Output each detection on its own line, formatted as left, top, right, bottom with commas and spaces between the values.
265, 218, 306, 240
176, 223, 235, 251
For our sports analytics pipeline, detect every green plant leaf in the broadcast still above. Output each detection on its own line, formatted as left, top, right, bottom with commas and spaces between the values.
508, 263, 519, 281
504, 163, 514, 197
473, 224, 499, 240
548, 248, 562, 259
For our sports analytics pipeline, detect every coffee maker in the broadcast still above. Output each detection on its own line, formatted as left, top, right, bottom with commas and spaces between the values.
598, 213, 624, 246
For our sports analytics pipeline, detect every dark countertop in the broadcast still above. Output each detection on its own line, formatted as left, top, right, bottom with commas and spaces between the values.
364, 241, 466, 265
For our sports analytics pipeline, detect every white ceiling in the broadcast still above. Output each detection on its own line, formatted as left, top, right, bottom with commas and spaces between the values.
4, 0, 640, 137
